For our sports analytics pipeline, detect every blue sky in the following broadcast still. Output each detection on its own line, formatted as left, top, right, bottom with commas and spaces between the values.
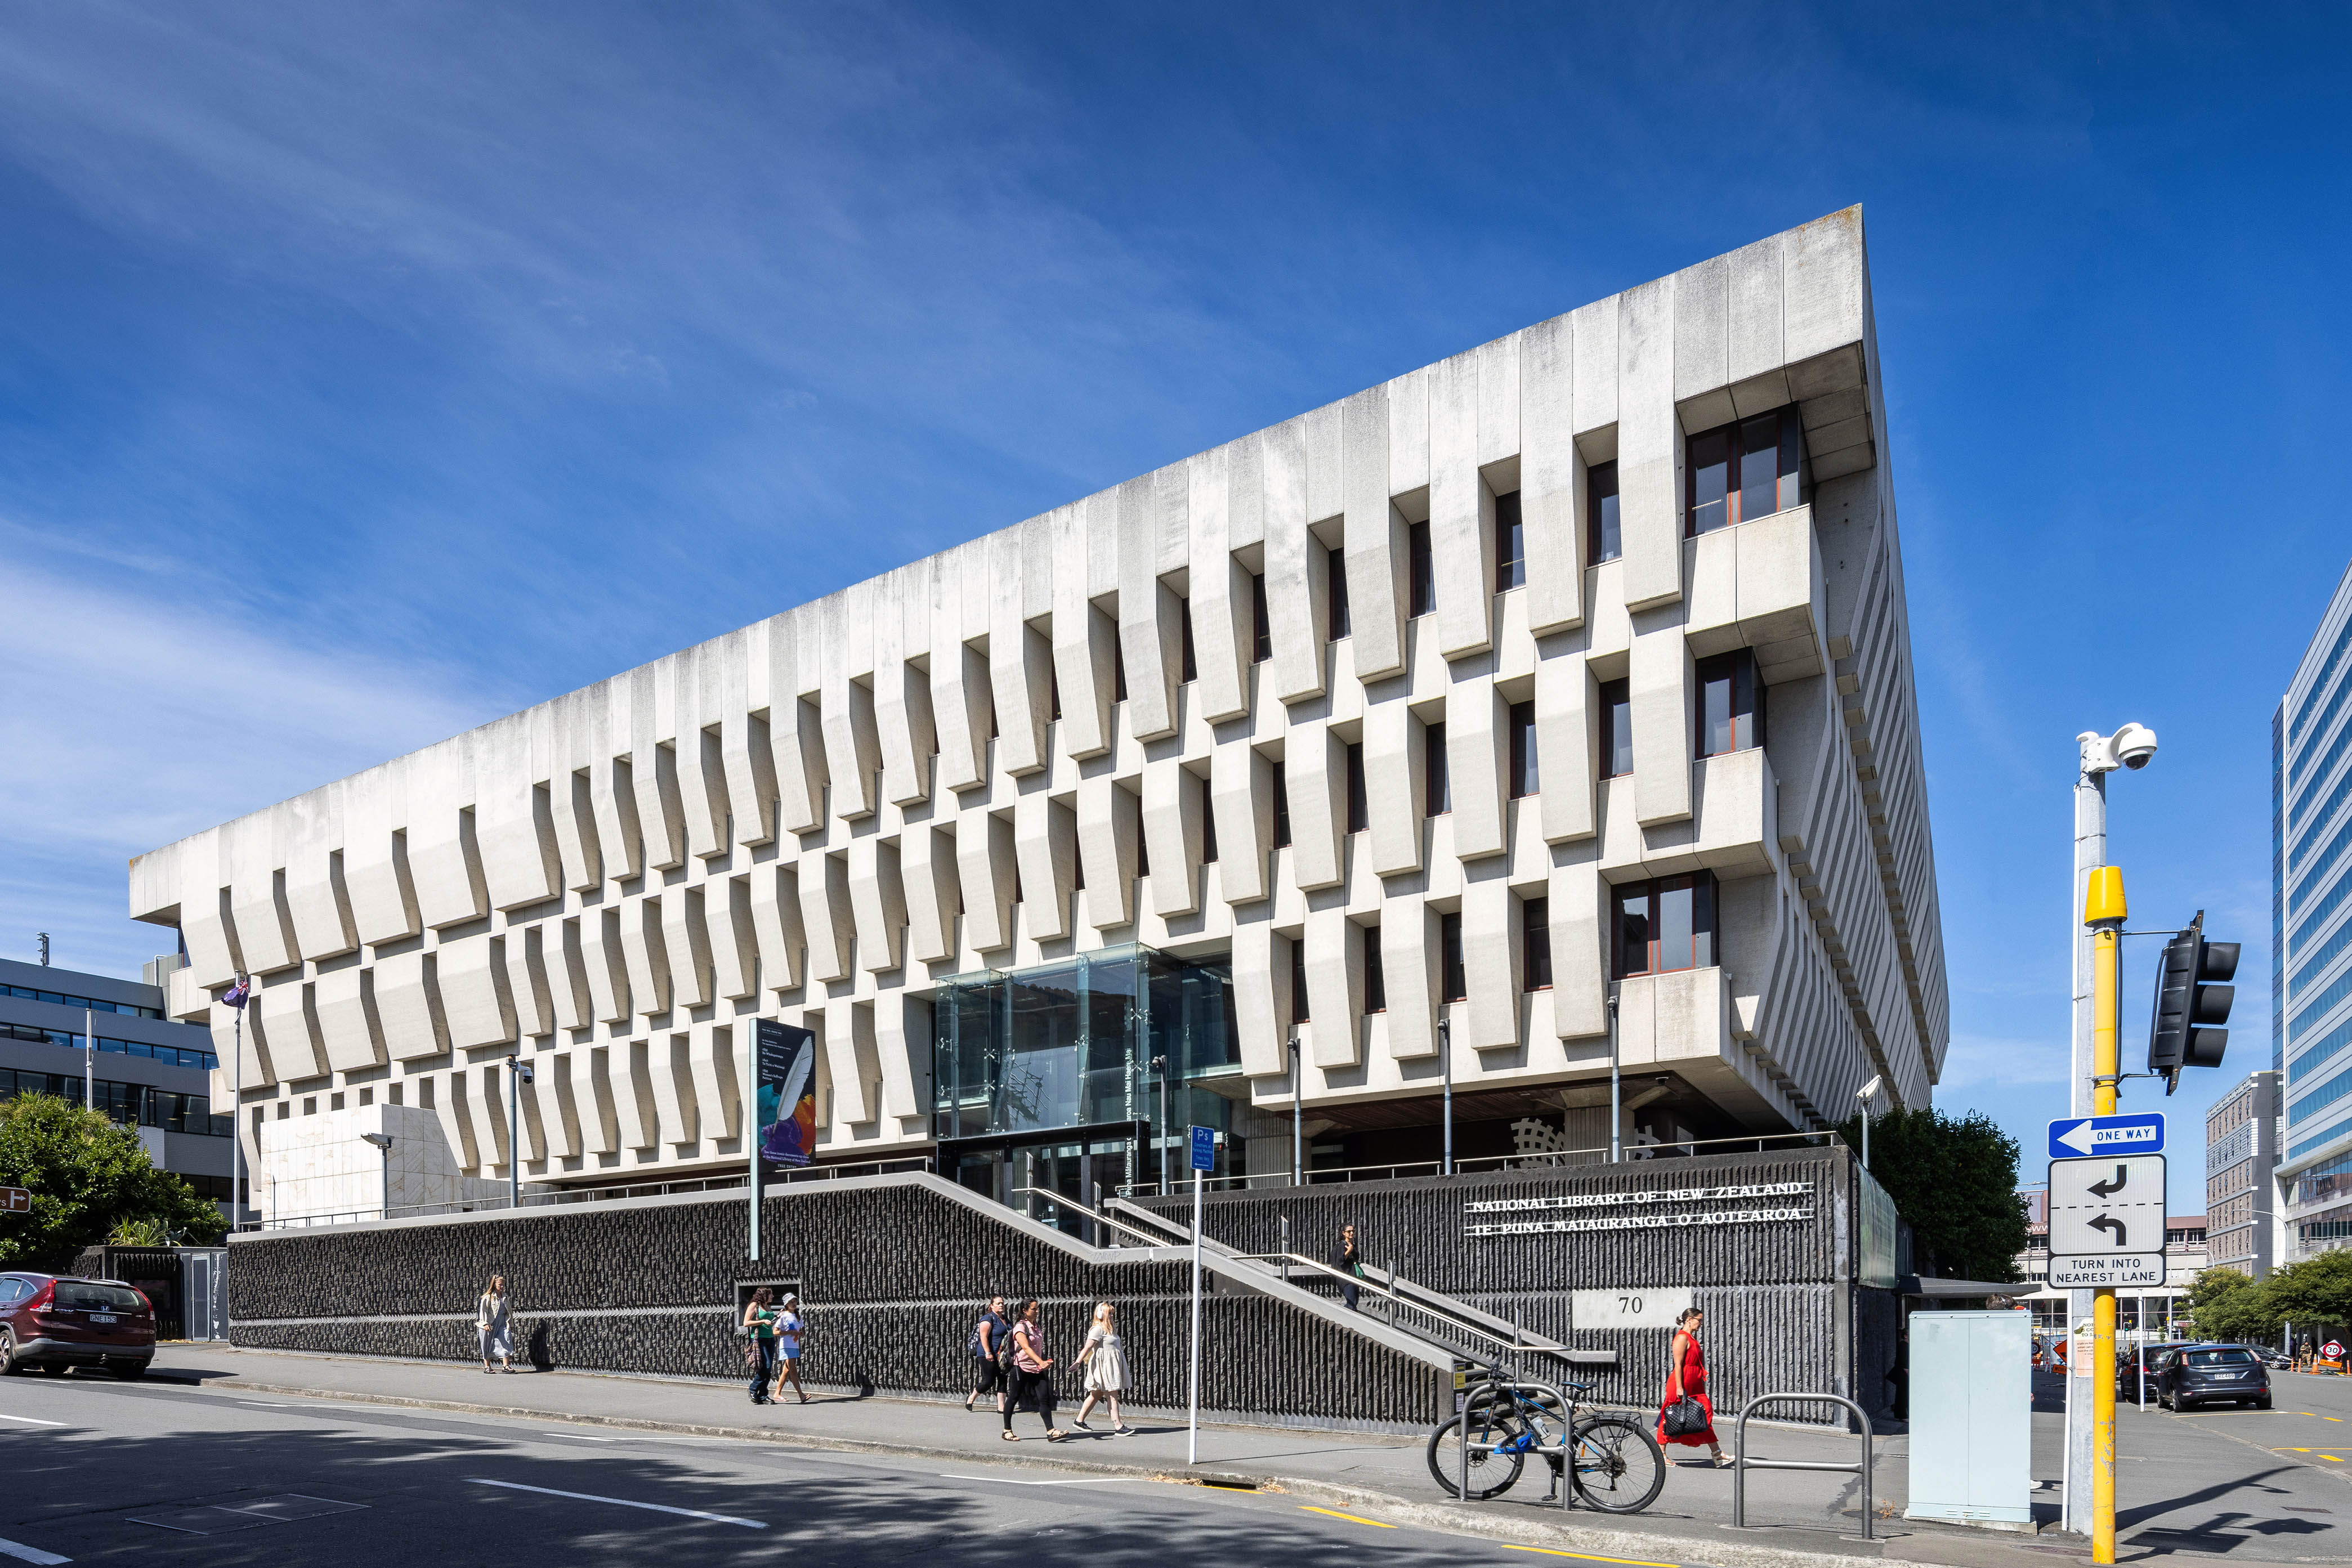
3, 3, 2347, 1209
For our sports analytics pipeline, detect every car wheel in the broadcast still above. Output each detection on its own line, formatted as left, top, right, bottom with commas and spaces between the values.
2257, 1397, 2274, 1410
0, 1329, 20, 1376
110, 1363, 146, 1382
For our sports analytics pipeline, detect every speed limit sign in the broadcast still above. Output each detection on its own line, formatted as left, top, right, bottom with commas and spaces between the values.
2325, 1340, 2345, 1361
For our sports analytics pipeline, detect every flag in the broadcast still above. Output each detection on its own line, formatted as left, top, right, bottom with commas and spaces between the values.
221, 977, 250, 1009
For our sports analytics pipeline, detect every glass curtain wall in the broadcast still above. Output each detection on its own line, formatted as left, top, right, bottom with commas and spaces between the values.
932, 945, 1241, 1225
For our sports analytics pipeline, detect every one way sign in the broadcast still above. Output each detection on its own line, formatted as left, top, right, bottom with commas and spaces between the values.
2047, 1113, 2165, 1159
2047, 1153, 2168, 1289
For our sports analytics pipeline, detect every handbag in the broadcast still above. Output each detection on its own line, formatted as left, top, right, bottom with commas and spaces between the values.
1663, 1395, 1707, 1437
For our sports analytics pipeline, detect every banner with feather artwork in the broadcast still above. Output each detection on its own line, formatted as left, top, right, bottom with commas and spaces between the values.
755, 1019, 819, 1168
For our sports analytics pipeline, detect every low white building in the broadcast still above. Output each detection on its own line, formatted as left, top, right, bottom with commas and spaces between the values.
129, 207, 1947, 1225
2015, 1191, 2206, 1342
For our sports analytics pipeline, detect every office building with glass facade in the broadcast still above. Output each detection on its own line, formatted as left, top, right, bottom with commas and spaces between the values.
129, 207, 1945, 1227
2279, 561, 2352, 1260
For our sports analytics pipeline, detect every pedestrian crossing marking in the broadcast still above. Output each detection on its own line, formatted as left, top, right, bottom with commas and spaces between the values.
1298, 1506, 1394, 1529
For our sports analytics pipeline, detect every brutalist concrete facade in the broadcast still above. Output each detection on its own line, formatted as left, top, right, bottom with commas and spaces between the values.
129, 205, 1943, 1216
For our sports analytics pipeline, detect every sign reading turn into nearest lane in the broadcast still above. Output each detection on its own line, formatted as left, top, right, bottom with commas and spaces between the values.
2046, 1153, 2167, 1289
2047, 1113, 2164, 1160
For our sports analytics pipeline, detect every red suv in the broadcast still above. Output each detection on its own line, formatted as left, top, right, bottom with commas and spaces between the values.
0, 1274, 156, 1379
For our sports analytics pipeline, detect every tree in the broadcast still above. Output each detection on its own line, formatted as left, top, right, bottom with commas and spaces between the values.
2267, 1251, 2352, 1337
2183, 1266, 2274, 1344
1834, 1105, 2027, 1282
0, 1094, 225, 1271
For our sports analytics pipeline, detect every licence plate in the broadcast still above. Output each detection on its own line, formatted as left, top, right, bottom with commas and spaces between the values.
89, 1314, 117, 1325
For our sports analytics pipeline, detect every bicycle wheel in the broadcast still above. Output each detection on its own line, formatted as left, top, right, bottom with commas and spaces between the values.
1568, 1415, 1666, 1514
1427, 1407, 1527, 1500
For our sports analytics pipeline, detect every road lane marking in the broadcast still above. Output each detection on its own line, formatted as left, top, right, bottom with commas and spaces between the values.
1298, 1506, 1394, 1529
1503, 1548, 1676, 1566
467, 1479, 764, 1529
0, 1414, 68, 1427
2326, 1455, 2346, 1463
0, 1535, 69, 1565
938, 1473, 1128, 1487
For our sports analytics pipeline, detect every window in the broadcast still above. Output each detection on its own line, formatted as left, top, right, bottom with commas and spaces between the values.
1271, 760, 1292, 848
1327, 546, 1351, 638
1599, 679, 1633, 778
1113, 640, 1128, 703
1424, 722, 1449, 816
1523, 897, 1553, 990
1289, 937, 1310, 1024
1200, 775, 1218, 863
0, 984, 164, 1019
1345, 742, 1369, 833
1440, 912, 1466, 1002
1686, 407, 1801, 536
1611, 873, 1718, 979
1408, 520, 1436, 616
1363, 925, 1386, 1012
1696, 651, 1763, 755
1251, 573, 1271, 664
1495, 490, 1525, 590
1588, 461, 1621, 563
1049, 670, 1062, 722
1179, 601, 1197, 683
1508, 701, 1538, 799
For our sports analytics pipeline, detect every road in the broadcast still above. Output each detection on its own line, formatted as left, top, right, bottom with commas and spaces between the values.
2107, 1361, 2352, 1557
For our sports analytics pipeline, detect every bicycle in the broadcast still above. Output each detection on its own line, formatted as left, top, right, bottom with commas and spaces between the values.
1426, 1373, 1667, 1514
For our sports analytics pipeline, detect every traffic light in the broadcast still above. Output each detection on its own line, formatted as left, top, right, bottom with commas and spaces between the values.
2148, 910, 2238, 1092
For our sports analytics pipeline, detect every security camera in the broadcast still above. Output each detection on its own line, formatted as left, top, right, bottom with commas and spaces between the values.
2112, 723, 2158, 770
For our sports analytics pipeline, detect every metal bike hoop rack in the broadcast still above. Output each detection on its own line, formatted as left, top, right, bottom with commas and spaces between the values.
1455, 1372, 1578, 1511
1729, 1392, 1874, 1542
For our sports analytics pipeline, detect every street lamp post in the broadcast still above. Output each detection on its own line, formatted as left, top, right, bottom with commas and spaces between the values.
1438, 1014, 1454, 1177
1287, 1029, 1302, 1187
1607, 982, 1622, 1163
1856, 1075, 1884, 1173
360, 1132, 393, 1218
506, 1057, 534, 1211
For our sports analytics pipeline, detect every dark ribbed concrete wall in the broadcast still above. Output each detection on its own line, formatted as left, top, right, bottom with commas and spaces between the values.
1135, 1145, 1898, 1424
226, 1177, 1443, 1430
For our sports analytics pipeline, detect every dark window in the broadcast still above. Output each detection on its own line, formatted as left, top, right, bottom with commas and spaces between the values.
1495, 490, 1525, 590
1599, 679, 1633, 778
1611, 873, 1718, 979
1345, 742, 1369, 834
1050, 670, 1062, 722
1440, 912, 1466, 1002
1251, 573, 1271, 664
1200, 775, 1218, 863
1424, 722, 1449, 816
1508, 700, 1538, 799
1686, 408, 1800, 537
1289, 937, 1310, 1024
1696, 649, 1763, 756
1112, 639, 1128, 703
1135, 821, 1149, 878
1408, 521, 1436, 616
1589, 461, 1621, 563
1327, 547, 1351, 639
1523, 897, 1553, 990
1362, 925, 1386, 1012
1179, 601, 1197, 683
1271, 760, 1291, 848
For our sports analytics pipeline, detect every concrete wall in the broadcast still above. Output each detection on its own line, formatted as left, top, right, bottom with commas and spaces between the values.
131, 206, 1946, 1207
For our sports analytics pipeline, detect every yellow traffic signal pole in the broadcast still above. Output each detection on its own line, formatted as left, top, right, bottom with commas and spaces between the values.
2084, 865, 2127, 1565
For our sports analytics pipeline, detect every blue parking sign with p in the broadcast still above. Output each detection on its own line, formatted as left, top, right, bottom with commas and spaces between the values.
1190, 1125, 1216, 1172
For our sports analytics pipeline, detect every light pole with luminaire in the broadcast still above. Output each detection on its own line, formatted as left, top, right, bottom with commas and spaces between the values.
506, 1057, 534, 1211
1855, 1075, 1883, 1172
359, 1132, 393, 1218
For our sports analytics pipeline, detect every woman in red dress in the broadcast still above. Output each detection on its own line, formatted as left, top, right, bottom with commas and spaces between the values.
1657, 1306, 1731, 1467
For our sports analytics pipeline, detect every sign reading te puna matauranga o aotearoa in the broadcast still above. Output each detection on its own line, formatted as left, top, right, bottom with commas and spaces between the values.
1463, 1181, 1816, 1238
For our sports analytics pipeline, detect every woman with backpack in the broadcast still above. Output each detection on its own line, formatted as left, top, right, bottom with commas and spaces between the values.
965, 1295, 1010, 1414
1000, 1297, 1065, 1442
1657, 1305, 1730, 1467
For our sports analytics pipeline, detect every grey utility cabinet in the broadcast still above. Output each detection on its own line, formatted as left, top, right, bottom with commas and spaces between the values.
1906, 1310, 2032, 1529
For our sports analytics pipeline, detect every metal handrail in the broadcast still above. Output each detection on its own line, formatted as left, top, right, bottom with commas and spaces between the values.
1115, 1128, 1843, 1195
1231, 1252, 1578, 1362
1005, 1187, 1182, 1251
1729, 1392, 1874, 1542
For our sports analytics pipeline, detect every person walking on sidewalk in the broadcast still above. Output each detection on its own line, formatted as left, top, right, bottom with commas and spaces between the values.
743, 1287, 780, 1405
1657, 1306, 1729, 1467
1071, 1301, 1131, 1433
965, 1295, 1010, 1414
770, 1292, 810, 1405
1332, 1223, 1363, 1311
477, 1275, 516, 1373
1000, 1297, 1065, 1442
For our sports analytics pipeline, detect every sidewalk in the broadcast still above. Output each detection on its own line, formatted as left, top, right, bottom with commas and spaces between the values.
138, 1345, 2098, 1568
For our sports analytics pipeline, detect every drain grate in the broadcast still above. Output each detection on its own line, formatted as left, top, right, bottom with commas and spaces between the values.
1199, 1479, 1259, 1491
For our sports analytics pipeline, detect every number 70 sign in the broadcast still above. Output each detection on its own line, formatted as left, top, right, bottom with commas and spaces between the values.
1572, 1289, 1693, 1329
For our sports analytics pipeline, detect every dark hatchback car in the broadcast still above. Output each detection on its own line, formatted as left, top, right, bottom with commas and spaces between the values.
0, 1274, 156, 1379
2118, 1342, 2186, 1399
2153, 1341, 2271, 1411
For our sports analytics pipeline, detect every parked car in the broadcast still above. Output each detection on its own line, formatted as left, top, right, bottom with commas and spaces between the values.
2250, 1346, 2293, 1369
2151, 1342, 2271, 1411
2118, 1342, 2185, 1400
0, 1274, 156, 1379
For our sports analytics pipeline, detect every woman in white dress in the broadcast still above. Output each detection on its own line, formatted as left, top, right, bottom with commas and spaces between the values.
1071, 1301, 1131, 1434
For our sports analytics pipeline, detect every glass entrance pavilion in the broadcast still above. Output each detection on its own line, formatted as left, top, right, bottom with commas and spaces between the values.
930, 944, 1243, 1231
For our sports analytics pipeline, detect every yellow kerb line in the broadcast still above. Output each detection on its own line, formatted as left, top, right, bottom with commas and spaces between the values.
1297, 1505, 1394, 1529
1502, 1545, 1678, 1566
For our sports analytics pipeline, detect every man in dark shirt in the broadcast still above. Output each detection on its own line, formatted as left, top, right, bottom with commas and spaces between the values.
1333, 1224, 1362, 1311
